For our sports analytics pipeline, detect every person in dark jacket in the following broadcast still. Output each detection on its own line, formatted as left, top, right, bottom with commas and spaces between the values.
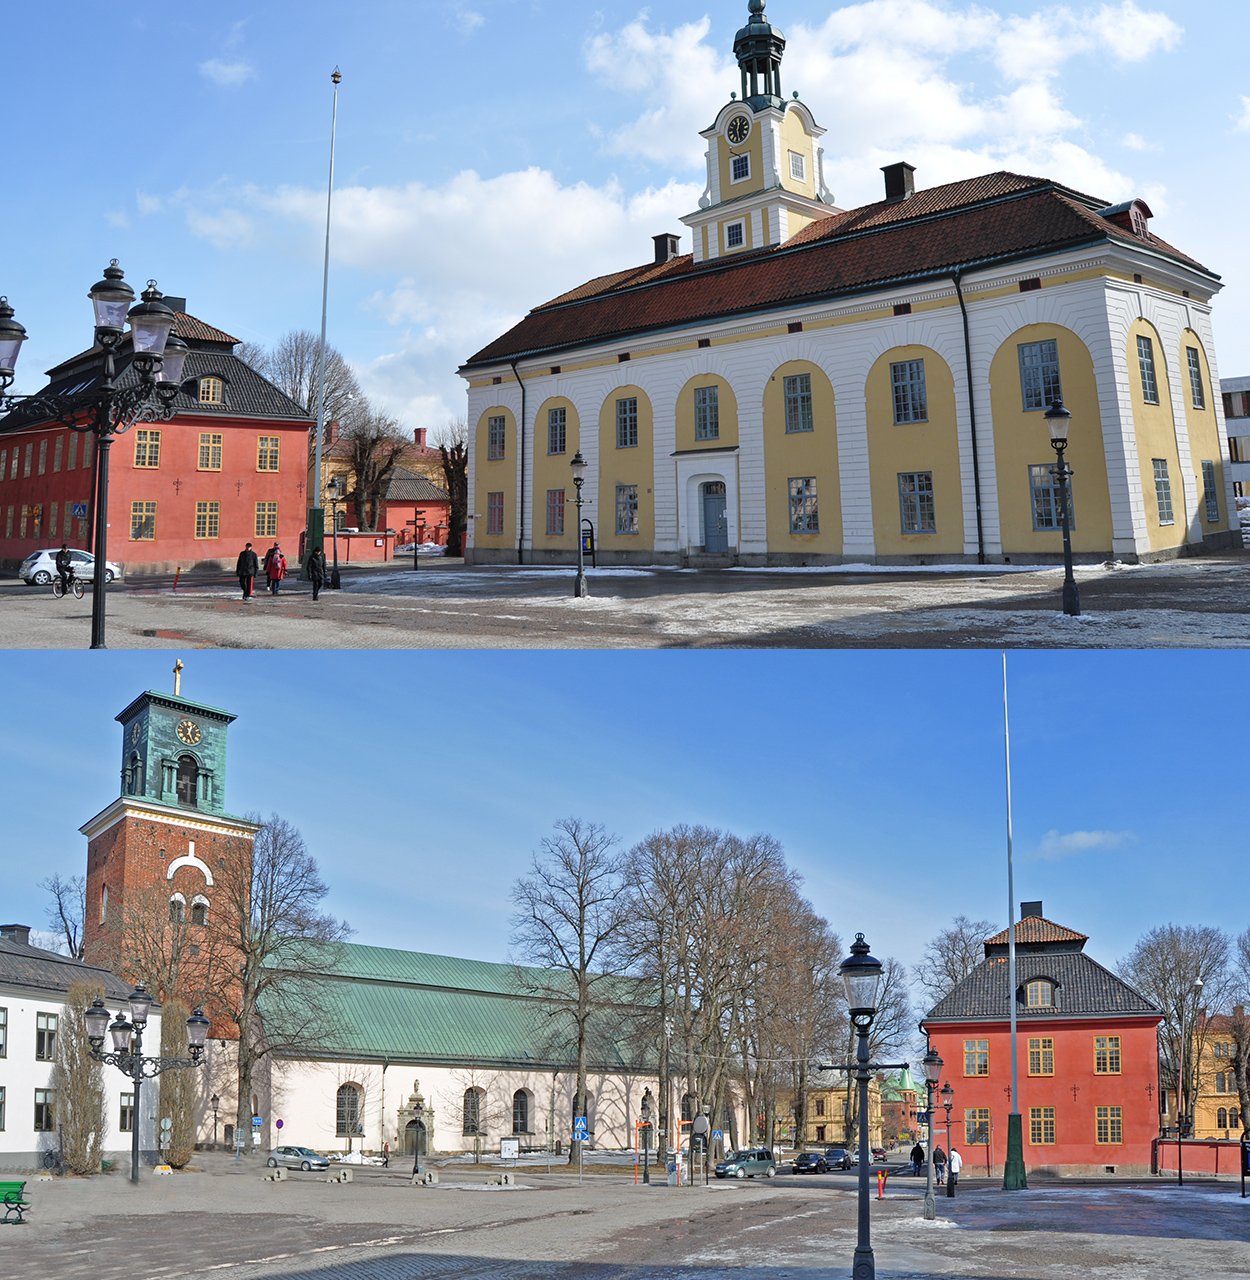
909, 1142, 926, 1176
236, 542, 259, 600
55, 544, 74, 592
307, 546, 327, 601
933, 1145, 946, 1184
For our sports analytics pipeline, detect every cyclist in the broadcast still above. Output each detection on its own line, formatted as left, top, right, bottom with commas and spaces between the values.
55, 544, 74, 594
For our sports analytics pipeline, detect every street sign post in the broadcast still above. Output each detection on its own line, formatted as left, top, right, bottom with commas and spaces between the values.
276, 1119, 284, 1130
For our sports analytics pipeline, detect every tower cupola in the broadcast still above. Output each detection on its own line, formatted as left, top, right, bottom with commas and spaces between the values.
733, 0, 786, 110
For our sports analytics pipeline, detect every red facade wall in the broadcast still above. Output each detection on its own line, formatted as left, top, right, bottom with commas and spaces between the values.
0, 414, 307, 572
386, 498, 452, 545
925, 1016, 1162, 1174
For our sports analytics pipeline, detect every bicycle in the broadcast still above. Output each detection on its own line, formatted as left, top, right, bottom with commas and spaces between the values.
41, 1147, 66, 1176
51, 574, 85, 599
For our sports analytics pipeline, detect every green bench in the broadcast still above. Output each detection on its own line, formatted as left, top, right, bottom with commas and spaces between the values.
0, 1181, 29, 1224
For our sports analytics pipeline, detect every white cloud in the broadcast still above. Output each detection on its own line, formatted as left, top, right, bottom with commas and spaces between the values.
1236, 96, 1250, 131
1032, 829, 1137, 861
1121, 132, 1154, 151
452, 8, 485, 36
199, 59, 255, 87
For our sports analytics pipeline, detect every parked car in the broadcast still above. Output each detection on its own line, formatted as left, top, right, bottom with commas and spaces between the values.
20, 548, 121, 586
824, 1147, 854, 1169
714, 1148, 776, 1179
791, 1151, 829, 1174
871, 1147, 889, 1162
267, 1145, 330, 1172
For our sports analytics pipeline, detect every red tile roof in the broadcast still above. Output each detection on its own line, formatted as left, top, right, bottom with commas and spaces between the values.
172, 311, 239, 345
984, 917, 1089, 948
464, 172, 1215, 369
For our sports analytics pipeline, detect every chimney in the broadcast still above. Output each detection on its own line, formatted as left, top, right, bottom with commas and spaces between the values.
0, 924, 31, 946
1020, 901, 1043, 920
653, 233, 681, 264
414, 428, 427, 448
162, 297, 187, 313
328, 420, 339, 443
881, 162, 916, 203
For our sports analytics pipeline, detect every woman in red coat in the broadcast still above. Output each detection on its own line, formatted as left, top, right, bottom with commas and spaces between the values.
263, 543, 287, 595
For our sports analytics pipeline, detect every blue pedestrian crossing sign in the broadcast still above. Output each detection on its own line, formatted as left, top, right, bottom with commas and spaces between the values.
573, 1117, 588, 1137
71, 504, 88, 518
712, 1130, 724, 1141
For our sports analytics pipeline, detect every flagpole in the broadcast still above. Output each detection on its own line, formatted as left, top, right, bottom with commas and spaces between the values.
1002, 651, 1027, 1190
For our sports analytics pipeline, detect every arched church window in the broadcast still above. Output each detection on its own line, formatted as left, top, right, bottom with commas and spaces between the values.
190, 897, 208, 927
463, 1088, 482, 1136
176, 755, 199, 807
336, 1083, 361, 1136
127, 752, 144, 795
512, 1090, 529, 1134
169, 895, 185, 924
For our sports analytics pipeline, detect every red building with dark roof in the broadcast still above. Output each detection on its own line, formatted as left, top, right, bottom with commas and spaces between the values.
0, 302, 311, 574
922, 903, 1163, 1177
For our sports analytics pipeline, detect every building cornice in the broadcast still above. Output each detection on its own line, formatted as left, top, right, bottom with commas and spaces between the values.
80, 795, 260, 841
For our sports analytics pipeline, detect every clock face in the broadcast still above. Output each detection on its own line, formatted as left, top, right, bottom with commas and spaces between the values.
726, 115, 751, 145
176, 719, 201, 746
131, 721, 142, 746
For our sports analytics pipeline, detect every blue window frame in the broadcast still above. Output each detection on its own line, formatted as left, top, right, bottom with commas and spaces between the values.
617, 397, 638, 449
547, 407, 566, 455
1029, 463, 1075, 531
891, 360, 927, 423
788, 476, 818, 532
1019, 339, 1062, 411
898, 471, 936, 533
1137, 335, 1160, 405
488, 415, 506, 459
695, 386, 720, 440
616, 484, 639, 534
784, 374, 814, 432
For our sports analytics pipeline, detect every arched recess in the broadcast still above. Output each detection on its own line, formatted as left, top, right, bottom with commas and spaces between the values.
190, 894, 209, 927
675, 373, 739, 452
473, 404, 517, 556
533, 395, 580, 556
762, 359, 841, 558
1126, 318, 1186, 551
169, 892, 187, 923
865, 345, 963, 557
1178, 330, 1227, 534
175, 754, 200, 807
988, 324, 1113, 557
598, 384, 655, 555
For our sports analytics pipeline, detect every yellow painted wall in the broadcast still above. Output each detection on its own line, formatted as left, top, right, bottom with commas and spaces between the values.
676, 374, 739, 453
1126, 319, 1186, 551
763, 360, 841, 555
1179, 331, 1227, 533
719, 210, 757, 255
779, 107, 816, 200
473, 404, 517, 550
533, 396, 580, 551
988, 325, 1113, 555
865, 345, 964, 556
717, 111, 765, 202
598, 386, 655, 551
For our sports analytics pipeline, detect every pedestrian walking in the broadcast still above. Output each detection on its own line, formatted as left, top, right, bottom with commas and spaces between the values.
909, 1141, 925, 1176
307, 545, 327, 601
263, 542, 287, 595
934, 1145, 946, 1185
236, 542, 259, 600
382, 1141, 390, 1169
947, 1146, 962, 1195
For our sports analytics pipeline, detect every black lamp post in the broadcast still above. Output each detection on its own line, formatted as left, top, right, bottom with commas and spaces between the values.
411, 1099, 425, 1181
211, 1094, 221, 1148
84, 986, 209, 1184
1045, 397, 1080, 617
326, 476, 344, 589
0, 268, 220, 647
570, 449, 589, 598
940, 1082, 954, 1197
641, 1088, 653, 1184
921, 1047, 943, 1220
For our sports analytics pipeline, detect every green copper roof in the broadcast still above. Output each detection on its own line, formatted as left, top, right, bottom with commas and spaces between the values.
881, 1067, 919, 1099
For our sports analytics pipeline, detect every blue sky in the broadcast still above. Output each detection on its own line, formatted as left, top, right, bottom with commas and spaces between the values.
5, 2, 1250, 428
4, 650, 1244, 988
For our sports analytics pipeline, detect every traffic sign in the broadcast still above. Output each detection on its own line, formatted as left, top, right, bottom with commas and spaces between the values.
252, 1116, 263, 1127
72, 504, 87, 518
917, 1112, 930, 1123
712, 1130, 723, 1141
275, 1119, 284, 1129
573, 1117, 588, 1135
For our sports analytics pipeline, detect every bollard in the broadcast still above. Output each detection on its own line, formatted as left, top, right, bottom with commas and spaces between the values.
264, 1166, 288, 1182
877, 1168, 887, 1200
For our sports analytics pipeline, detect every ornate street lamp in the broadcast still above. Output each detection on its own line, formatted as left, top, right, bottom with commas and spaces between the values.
0, 268, 226, 647
570, 450, 589, 598
940, 1082, 954, 1198
1045, 397, 1079, 617
326, 475, 345, 589
641, 1088, 654, 1185
411, 1098, 426, 1181
211, 1093, 221, 1148
84, 986, 208, 1184
921, 1046, 943, 1220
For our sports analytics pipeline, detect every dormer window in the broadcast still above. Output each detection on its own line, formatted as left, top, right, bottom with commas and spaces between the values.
1131, 206, 1148, 238
731, 153, 750, 183
789, 151, 805, 182
1097, 198, 1153, 240
199, 377, 224, 405
1026, 979, 1054, 1007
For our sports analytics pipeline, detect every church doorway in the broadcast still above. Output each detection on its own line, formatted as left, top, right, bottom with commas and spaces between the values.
404, 1119, 427, 1157
701, 482, 727, 553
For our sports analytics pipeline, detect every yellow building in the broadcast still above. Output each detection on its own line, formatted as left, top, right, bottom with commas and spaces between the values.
460, 1, 1235, 568
801, 1069, 883, 1150
1193, 1009, 1246, 1139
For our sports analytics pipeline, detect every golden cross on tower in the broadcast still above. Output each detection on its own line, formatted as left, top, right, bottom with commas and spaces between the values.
173, 659, 184, 697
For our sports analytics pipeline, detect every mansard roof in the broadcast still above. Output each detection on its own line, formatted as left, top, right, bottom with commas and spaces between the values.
0, 934, 133, 1002
463, 171, 1216, 370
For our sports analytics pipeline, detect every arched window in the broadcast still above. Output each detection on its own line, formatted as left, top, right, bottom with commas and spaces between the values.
336, 1084, 361, 1136
463, 1088, 482, 1136
512, 1090, 529, 1134
1231, 1108, 1241, 1129
169, 894, 186, 924
1217, 1107, 1228, 1129
100, 884, 108, 923
190, 897, 208, 927
176, 755, 199, 807
1025, 980, 1054, 1008
127, 753, 143, 795
681, 1093, 696, 1122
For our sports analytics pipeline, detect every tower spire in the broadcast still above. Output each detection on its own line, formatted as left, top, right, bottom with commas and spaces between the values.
733, 0, 786, 110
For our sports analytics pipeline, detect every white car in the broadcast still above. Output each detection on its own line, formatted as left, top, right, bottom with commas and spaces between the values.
19, 548, 121, 586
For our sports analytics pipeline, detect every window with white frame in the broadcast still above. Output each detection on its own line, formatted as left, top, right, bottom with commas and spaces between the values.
891, 360, 928, 423
616, 484, 639, 534
1029, 464, 1075, 530
1152, 457, 1174, 524
617, 397, 638, 449
546, 489, 565, 536
1137, 335, 1160, 404
120, 1092, 135, 1132
789, 151, 806, 182
1202, 460, 1219, 522
788, 476, 818, 532
1019, 339, 1062, 411
731, 153, 750, 182
487, 491, 504, 535
1186, 347, 1206, 409
725, 221, 745, 248
695, 386, 720, 440
36, 1012, 57, 1061
784, 373, 814, 432
547, 406, 566, 455
488, 415, 506, 460
898, 471, 936, 533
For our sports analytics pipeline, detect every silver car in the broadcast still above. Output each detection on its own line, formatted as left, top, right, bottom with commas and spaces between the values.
266, 1145, 329, 1172
20, 548, 121, 585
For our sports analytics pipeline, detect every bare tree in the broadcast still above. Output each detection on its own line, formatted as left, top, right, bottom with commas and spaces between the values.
51, 981, 107, 1173
159, 997, 196, 1168
235, 341, 269, 372
217, 814, 352, 1138
1228, 929, 1250, 1136
511, 818, 628, 1164
914, 915, 998, 1006
1119, 924, 1231, 1126
340, 409, 411, 531
256, 329, 361, 422
40, 874, 86, 959
433, 418, 468, 556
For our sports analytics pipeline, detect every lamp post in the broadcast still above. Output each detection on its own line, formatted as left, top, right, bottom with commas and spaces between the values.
84, 986, 209, 1184
641, 1088, 653, 1184
570, 450, 589, 598
412, 1099, 425, 1181
1045, 397, 1079, 617
921, 1046, 943, 1220
1177, 975, 1203, 1186
211, 1094, 221, 1148
0, 270, 219, 647
326, 476, 344, 589
940, 1082, 954, 1197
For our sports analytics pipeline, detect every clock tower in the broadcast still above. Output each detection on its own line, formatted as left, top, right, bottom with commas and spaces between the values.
682, 0, 839, 263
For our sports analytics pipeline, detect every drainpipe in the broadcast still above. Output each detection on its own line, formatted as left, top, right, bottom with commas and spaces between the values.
509, 358, 526, 564
952, 270, 986, 564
